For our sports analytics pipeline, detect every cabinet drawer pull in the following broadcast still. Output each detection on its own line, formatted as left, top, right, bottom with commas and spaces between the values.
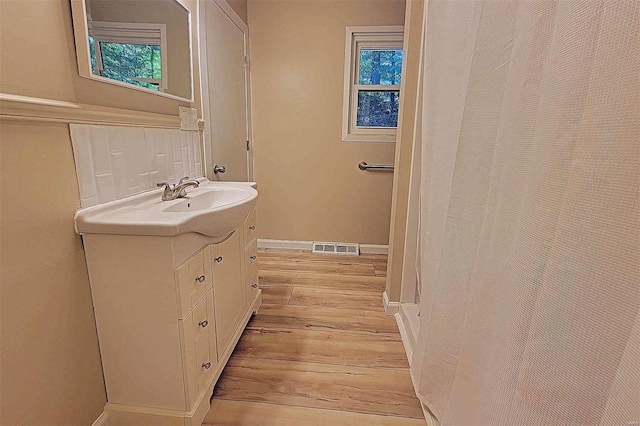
252, 283, 258, 289
249, 225, 256, 231
199, 320, 208, 328
250, 255, 257, 261
195, 275, 206, 283
214, 256, 223, 263
202, 362, 211, 369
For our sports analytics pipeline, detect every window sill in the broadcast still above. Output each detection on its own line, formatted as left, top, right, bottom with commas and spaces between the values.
342, 133, 397, 143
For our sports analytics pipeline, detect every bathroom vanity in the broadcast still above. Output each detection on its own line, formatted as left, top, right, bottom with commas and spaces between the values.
75, 181, 260, 425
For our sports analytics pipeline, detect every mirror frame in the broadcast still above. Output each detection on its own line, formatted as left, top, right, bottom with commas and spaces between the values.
70, 0, 194, 103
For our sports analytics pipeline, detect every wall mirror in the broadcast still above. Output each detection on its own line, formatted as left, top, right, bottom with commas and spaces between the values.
70, 0, 193, 102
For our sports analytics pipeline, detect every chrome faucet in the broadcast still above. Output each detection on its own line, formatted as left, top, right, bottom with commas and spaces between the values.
157, 177, 200, 201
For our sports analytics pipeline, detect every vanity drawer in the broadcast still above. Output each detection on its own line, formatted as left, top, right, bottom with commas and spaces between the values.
243, 208, 257, 247
246, 239, 258, 270
180, 289, 217, 409
246, 261, 259, 305
245, 240, 259, 305
175, 247, 212, 318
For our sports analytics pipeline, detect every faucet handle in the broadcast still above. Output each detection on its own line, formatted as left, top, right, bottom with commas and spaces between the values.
157, 182, 175, 201
157, 182, 174, 198
178, 176, 191, 184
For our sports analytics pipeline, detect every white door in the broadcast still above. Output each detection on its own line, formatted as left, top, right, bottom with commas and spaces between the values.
200, 0, 251, 181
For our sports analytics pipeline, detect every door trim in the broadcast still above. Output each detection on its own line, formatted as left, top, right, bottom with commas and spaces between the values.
210, 0, 247, 33
198, 0, 253, 181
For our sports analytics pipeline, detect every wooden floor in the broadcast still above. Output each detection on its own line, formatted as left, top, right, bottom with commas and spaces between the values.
204, 249, 424, 425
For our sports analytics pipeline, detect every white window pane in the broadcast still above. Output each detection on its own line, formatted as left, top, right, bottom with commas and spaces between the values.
359, 49, 403, 85
98, 42, 162, 91
357, 90, 400, 127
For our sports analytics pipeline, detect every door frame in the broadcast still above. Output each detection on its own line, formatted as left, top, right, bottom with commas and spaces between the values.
198, 0, 254, 181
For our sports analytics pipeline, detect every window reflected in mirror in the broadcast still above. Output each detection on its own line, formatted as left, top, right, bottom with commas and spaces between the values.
77, 0, 192, 100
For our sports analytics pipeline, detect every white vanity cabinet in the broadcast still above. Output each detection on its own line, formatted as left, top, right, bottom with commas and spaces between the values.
82, 219, 261, 426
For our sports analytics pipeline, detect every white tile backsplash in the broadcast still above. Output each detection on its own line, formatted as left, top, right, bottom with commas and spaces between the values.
70, 124, 202, 208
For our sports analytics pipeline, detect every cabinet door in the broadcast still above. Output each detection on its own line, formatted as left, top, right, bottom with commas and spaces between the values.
212, 231, 244, 354
243, 208, 257, 247
180, 289, 216, 409
245, 239, 259, 306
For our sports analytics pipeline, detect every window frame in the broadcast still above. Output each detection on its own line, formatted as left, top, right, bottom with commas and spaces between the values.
342, 26, 404, 143
90, 21, 168, 92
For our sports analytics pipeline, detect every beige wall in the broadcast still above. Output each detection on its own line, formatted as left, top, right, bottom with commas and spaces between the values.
227, 0, 247, 24
248, 0, 405, 245
0, 0, 200, 424
0, 122, 107, 426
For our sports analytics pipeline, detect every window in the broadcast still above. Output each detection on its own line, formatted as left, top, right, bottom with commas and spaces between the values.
342, 26, 404, 142
88, 21, 167, 92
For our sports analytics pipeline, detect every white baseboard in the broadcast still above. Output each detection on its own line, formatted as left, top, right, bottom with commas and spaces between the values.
257, 239, 389, 255
91, 411, 109, 426
394, 311, 414, 362
396, 306, 440, 426
396, 310, 441, 425
382, 291, 400, 315
257, 239, 313, 251
360, 244, 389, 255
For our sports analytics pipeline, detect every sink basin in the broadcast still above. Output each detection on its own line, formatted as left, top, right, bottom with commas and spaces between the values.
163, 188, 250, 213
74, 180, 257, 238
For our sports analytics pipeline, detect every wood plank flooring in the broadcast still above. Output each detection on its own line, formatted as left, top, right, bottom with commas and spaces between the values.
205, 249, 424, 425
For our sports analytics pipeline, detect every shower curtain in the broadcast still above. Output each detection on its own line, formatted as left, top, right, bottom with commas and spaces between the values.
412, 0, 639, 424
